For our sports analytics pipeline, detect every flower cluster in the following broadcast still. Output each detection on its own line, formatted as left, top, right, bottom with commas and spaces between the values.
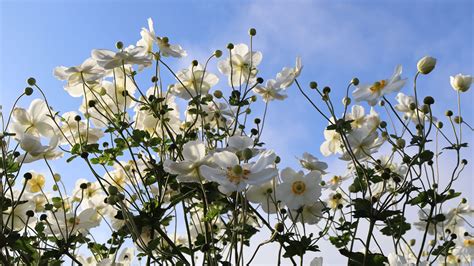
0, 18, 472, 266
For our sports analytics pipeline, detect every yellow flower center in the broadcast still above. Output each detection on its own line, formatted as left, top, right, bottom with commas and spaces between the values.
369, 80, 387, 93
68, 217, 81, 226
291, 181, 306, 195
464, 238, 474, 247
330, 176, 341, 185
226, 166, 250, 184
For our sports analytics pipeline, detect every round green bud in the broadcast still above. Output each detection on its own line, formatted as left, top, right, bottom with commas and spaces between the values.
461, 198, 467, 204
151, 76, 158, 83
381, 131, 388, 139
445, 110, 453, 117
423, 96, 435, 105
323, 86, 331, 94
342, 97, 351, 106
243, 148, 253, 160
52, 184, 59, 191
421, 104, 430, 114
24, 172, 32, 180
275, 222, 284, 233
227, 43, 234, 50
115, 41, 123, 49
215, 50, 222, 58
80, 152, 89, 159
107, 195, 119, 205
13, 151, 20, 158
108, 185, 119, 195
250, 128, 258, 135
24, 87, 33, 96
432, 183, 438, 189
396, 138, 406, 148
192, 60, 198, 67
274, 156, 281, 164
380, 121, 387, 128
26, 210, 35, 217
88, 100, 96, 108
437, 121, 443, 129
320, 181, 326, 186
454, 116, 463, 124
409, 239, 416, 246
80, 183, 88, 190
249, 28, 257, 36
250, 95, 257, 102
254, 118, 261, 124
232, 165, 243, 175
74, 115, 81, 122
351, 78, 359, 86
162, 37, 169, 43
27, 77, 36, 86
40, 214, 47, 221
53, 173, 61, 182
213, 90, 223, 99
309, 81, 318, 89
256, 77, 264, 84
461, 159, 467, 165
379, 100, 385, 106
245, 108, 251, 114
409, 103, 417, 111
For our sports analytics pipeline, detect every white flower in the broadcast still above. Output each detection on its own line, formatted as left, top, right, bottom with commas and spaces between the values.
246, 179, 278, 214
92, 45, 152, 70
59, 111, 104, 144
10, 99, 56, 139
185, 101, 234, 129
450, 73, 472, 92
353, 65, 407, 106
136, 18, 187, 58
320, 120, 342, 157
134, 87, 181, 137
253, 79, 288, 102
276, 168, 322, 210
3, 200, 36, 231
395, 93, 434, 125
327, 191, 347, 210
218, 43, 262, 87
164, 140, 211, 183
324, 174, 349, 190
18, 134, 63, 163
226, 135, 254, 153
417, 56, 436, 75
289, 201, 325, 225
45, 208, 100, 238
344, 105, 380, 131
310, 257, 323, 266
276, 56, 303, 88
199, 150, 277, 194
340, 126, 383, 161
298, 152, 328, 173
386, 253, 409, 266
53, 58, 105, 90
171, 63, 219, 99
24, 171, 46, 193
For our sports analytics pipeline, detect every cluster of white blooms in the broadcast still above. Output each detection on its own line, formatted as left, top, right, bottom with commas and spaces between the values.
2, 17, 473, 265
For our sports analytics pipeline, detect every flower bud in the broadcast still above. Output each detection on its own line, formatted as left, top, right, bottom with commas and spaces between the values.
192, 60, 198, 67
214, 50, 222, 58
243, 148, 253, 160
227, 43, 234, 50
450, 74, 472, 92
437, 121, 443, 129
249, 28, 257, 36
323, 86, 331, 94
275, 222, 284, 233
26, 210, 35, 217
213, 90, 223, 99
53, 173, 61, 182
80, 183, 88, 189
309, 81, 318, 89
24, 87, 33, 96
351, 78, 359, 86
417, 56, 436, 74
24, 172, 32, 180
445, 110, 453, 117
342, 97, 351, 106
454, 116, 463, 124
151, 76, 158, 83
423, 96, 434, 105
27, 77, 36, 86
396, 138, 406, 148
256, 77, 264, 84
409, 239, 416, 246
254, 118, 261, 124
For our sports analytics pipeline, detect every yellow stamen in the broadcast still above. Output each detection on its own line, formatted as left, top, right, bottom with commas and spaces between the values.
369, 80, 387, 93
291, 181, 306, 195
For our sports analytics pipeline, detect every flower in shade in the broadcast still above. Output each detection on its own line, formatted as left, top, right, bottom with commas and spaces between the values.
10, 99, 56, 139
253, 79, 288, 102
276, 56, 303, 88
53, 58, 105, 91
298, 152, 328, 173
353, 65, 406, 106
246, 179, 278, 214
199, 150, 277, 194
164, 140, 211, 183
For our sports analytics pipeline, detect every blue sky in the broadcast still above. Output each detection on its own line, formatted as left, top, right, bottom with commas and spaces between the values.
1, 0, 473, 265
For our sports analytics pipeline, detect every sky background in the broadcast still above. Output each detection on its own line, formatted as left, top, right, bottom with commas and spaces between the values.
1, 0, 473, 265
